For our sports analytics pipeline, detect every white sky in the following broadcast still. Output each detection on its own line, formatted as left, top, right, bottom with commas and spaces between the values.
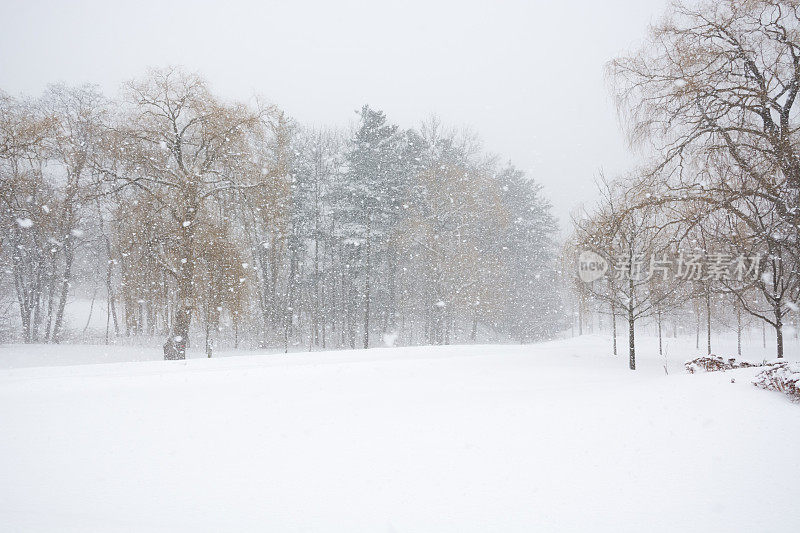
0, 0, 667, 231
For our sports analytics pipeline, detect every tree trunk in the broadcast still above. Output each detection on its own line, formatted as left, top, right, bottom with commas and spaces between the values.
628, 305, 636, 371
11, 233, 36, 343
363, 215, 372, 349
98, 202, 119, 344
695, 311, 700, 350
82, 289, 97, 336
105, 262, 119, 341
170, 302, 190, 360
705, 291, 712, 355
628, 270, 635, 370
283, 244, 298, 354
205, 320, 213, 358
386, 240, 397, 335
774, 303, 784, 358
611, 301, 617, 356
657, 306, 663, 356
736, 300, 742, 357
169, 208, 197, 360
570, 299, 575, 337
51, 236, 75, 343
340, 251, 347, 348
43, 255, 57, 341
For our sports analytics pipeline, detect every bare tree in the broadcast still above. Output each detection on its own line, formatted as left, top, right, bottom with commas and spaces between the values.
573, 174, 688, 370
609, 0, 800, 357
0, 91, 55, 342
40, 84, 107, 342
95, 67, 270, 359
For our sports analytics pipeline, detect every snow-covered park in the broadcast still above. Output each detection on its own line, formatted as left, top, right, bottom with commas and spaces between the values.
1, 335, 797, 532
3, 0, 800, 530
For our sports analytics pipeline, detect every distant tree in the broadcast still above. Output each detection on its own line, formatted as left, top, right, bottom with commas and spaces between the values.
573, 174, 687, 370
95, 67, 268, 359
338, 105, 405, 348
39, 84, 107, 342
0, 86, 105, 343
2, 71, 566, 352
494, 164, 563, 341
0, 92, 53, 342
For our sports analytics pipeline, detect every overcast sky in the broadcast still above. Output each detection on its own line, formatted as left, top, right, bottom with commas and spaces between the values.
0, 0, 667, 231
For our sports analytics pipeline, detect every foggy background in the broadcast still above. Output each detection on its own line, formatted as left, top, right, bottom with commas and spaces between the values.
0, 0, 667, 230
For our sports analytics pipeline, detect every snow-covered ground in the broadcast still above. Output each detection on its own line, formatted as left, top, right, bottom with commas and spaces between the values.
0, 335, 798, 532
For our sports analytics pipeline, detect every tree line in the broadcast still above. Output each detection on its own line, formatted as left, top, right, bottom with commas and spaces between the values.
570, 0, 800, 367
0, 68, 564, 357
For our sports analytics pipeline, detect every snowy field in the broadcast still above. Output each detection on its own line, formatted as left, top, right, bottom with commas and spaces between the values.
0, 335, 798, 532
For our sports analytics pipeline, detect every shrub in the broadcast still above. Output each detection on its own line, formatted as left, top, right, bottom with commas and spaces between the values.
684, 355, 761, 374
752, 362, 800, 403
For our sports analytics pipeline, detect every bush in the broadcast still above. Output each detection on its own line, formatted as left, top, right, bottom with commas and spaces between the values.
752, 362, 800, 403
684, 355, 761, 374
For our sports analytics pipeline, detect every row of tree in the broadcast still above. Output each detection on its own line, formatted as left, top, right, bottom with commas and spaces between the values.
0, 68, 564, 357
570, 0, 800, 368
